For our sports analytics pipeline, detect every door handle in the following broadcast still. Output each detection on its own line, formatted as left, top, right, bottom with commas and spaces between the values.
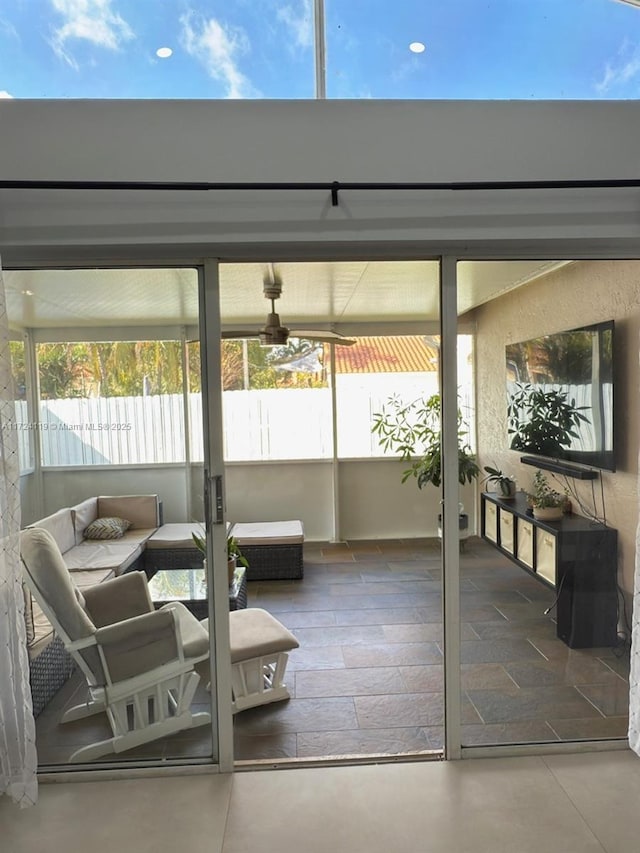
204, 472, 225, 525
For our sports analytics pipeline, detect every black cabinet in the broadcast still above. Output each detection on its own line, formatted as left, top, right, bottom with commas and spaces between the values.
481, 492, 618, 649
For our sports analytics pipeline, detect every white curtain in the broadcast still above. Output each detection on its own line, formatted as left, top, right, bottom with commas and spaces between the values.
629, 334, 640, 755
0, 258, 37, 806
629, 510, 640, 753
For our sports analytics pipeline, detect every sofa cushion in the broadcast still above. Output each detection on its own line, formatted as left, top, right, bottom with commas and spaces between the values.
70, 567, 116, 589
30, 508, 76, 555
71, 497, 98, 545
231, 520, 304, 545
85, 517, 131, 540
146, 522, 204, 550
97, 495, 159, 529
64, 541, 144, 574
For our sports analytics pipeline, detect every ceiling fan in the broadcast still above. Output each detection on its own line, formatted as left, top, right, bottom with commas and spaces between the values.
221, 271, 357, 347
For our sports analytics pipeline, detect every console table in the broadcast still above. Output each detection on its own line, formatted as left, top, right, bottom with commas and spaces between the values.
481, 492, 618, 649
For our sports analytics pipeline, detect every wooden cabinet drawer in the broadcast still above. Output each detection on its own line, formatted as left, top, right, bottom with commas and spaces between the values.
516, 518, 534, 568
499, 509, 515, 554
484, 501, 498, 543
536, 529, 557, 586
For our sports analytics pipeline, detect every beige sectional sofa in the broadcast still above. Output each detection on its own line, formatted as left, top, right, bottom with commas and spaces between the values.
23, 499, 305, 715
24, 494, 162, 715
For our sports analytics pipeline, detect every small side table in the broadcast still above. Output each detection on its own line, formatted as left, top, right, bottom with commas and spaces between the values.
147, 565, 248, 618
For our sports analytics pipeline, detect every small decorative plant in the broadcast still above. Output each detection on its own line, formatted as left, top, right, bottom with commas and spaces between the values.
226, 535, 249, 569
528, 470, 564, 519
192, 527, 249, 583
481, 465, 516, 498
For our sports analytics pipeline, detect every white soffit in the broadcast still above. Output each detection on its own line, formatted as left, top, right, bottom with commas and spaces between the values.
4, 267, 199, 330
3, 259, 566, 331
456, 260, 573, 315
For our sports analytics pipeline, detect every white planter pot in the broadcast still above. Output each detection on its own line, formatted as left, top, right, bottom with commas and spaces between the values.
532, 506, 563, 521
228, 556, 237, 585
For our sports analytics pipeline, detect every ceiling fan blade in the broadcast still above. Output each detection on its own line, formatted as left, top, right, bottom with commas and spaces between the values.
221, 330, 260, 339
289, 330, 357, 346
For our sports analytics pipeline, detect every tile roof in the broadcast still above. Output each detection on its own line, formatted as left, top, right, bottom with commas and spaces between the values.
333, 336, 439, 374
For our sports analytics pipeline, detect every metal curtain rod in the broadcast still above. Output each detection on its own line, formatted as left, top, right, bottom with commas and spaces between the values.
1, 178, 640, 207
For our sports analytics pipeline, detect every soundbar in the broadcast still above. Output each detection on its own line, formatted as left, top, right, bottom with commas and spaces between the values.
520, 456, 599, 480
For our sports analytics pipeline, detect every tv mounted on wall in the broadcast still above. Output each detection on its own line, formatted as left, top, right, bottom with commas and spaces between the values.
506, 320, 614, 472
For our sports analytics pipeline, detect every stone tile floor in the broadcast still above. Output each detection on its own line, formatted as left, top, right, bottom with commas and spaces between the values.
34, 536, 630, 766
234, 536, 630, 760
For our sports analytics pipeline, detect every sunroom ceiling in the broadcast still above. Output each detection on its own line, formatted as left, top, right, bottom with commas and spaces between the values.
3, 260, 567, 333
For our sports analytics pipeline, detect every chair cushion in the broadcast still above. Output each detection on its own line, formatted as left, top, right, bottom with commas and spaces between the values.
228, 607, 299, 663
84, 517, 132, 540
20, 528, 95, 643
159, 601, 209, 661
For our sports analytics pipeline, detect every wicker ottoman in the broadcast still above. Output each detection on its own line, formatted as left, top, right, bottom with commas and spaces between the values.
232, 520, 304, 580
144, 523, 204, 576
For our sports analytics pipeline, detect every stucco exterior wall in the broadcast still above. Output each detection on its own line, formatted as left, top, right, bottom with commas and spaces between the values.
473, 260, 640, 608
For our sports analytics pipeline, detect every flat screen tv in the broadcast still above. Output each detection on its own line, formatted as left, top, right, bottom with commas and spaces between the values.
506, 320, 614, 472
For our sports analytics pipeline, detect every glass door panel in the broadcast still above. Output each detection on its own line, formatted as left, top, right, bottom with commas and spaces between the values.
219, 259, 446, 762
7, 265, 216, 768
458, 259, 630, 749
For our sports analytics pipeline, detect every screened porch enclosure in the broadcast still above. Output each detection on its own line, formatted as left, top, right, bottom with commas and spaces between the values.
6, 257, 631, 767
8, 260, 465, 542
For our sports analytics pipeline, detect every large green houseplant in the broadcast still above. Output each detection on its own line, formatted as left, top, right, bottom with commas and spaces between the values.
371, 393, 479, 489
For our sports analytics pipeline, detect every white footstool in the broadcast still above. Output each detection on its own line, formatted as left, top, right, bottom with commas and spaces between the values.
229, 608, 299, 713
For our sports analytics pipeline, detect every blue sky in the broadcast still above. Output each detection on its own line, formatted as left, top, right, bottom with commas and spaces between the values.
1, 0, 639, 100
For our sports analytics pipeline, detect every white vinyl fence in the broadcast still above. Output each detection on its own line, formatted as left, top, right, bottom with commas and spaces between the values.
39, 395, 186, 465
35, 376, 475, 466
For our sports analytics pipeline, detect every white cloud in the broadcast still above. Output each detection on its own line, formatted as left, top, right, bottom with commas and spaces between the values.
180, 11, 256, 99
596, 40, 640, 94
0, 18, 19, 40
0, 90, 14, 98
277, 0, 313, 49
50, 0, 134, 69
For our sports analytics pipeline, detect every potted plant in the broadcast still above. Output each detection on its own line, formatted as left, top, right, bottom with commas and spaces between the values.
372, 393, 479, 540
528, 470, 564, 520
192, 528, 249, 585
371, 393, 479, 489
482, 465, 516, 499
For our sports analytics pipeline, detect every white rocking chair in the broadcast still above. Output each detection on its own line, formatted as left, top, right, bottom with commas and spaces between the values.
20, 527, 211, 763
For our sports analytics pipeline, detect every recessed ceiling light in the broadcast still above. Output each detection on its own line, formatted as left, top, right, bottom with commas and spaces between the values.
21, 290, 34, 296
156, 47, 173, 59
409, 42, 426, 54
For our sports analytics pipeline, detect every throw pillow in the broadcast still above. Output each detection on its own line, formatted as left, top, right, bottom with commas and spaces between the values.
84, 517, 131, 540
